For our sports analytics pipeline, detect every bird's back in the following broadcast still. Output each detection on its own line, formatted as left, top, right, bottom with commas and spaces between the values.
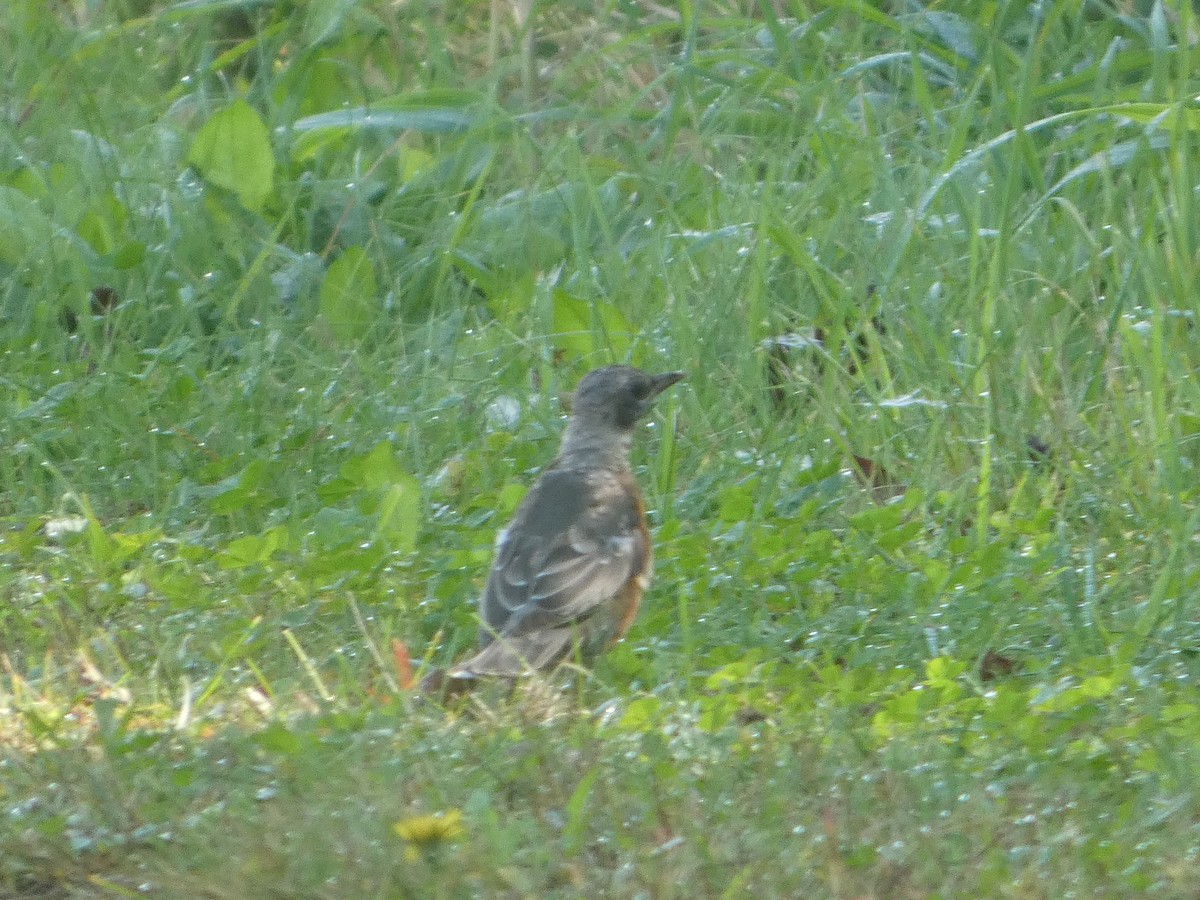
455, 463, 650, 677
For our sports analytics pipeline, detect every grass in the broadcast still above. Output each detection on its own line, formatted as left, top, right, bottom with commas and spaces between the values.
3, 0, 1200, 895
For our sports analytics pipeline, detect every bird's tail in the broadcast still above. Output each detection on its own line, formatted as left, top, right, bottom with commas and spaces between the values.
448, 628, 575, 680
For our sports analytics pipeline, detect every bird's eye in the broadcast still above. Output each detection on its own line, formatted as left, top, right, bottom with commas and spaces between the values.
630, 381, 651, 400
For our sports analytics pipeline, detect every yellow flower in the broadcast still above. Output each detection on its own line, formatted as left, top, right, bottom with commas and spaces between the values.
393, 809, 465, 856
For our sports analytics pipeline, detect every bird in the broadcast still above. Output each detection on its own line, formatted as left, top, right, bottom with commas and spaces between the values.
431, 365, 685, 690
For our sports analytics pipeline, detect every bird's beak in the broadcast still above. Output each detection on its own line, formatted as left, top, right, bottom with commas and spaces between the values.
648, 371, 686, 398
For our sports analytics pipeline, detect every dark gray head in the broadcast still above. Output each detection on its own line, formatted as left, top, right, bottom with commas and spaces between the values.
569, 365, 686, 431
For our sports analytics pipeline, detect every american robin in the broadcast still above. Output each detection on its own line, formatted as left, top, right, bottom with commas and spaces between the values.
438, 365, 685, 686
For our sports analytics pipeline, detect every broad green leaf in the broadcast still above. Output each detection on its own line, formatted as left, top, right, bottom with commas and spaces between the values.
716, 482, 757, 523
319, 246, 377, 342
551, 289, 635, 362
188, 99, 274, 213
466, 176, 632, 276
848, 502, 907, 534
75, 193, 127, 256
255, 721, 303, 755
218, 526, 286, 569
925, 656, 967, 688
697, 694, 740, 732
705, 654, 764, 690
298, 542, 387, 580
616, 696, 662, 731
340, 440, 405, 491
494, 482, 527, 518
203, 459, 270, 514
473, 267, 536, 320
312, 506, 365, 550
375, 478, 422, 554
875, 520, 922, 550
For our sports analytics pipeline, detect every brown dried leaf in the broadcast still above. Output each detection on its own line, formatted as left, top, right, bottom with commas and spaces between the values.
392, 638, 415, 691
850, 454, 907, 503
979, 650, 1018, 682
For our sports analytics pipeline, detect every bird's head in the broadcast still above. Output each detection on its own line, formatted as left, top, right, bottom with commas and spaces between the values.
567, 365, 686, 435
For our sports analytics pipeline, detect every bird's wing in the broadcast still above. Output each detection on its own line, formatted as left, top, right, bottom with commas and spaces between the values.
479, 467, 647, 640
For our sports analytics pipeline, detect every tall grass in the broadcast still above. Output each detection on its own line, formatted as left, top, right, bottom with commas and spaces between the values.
2, 0, 1200, 895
